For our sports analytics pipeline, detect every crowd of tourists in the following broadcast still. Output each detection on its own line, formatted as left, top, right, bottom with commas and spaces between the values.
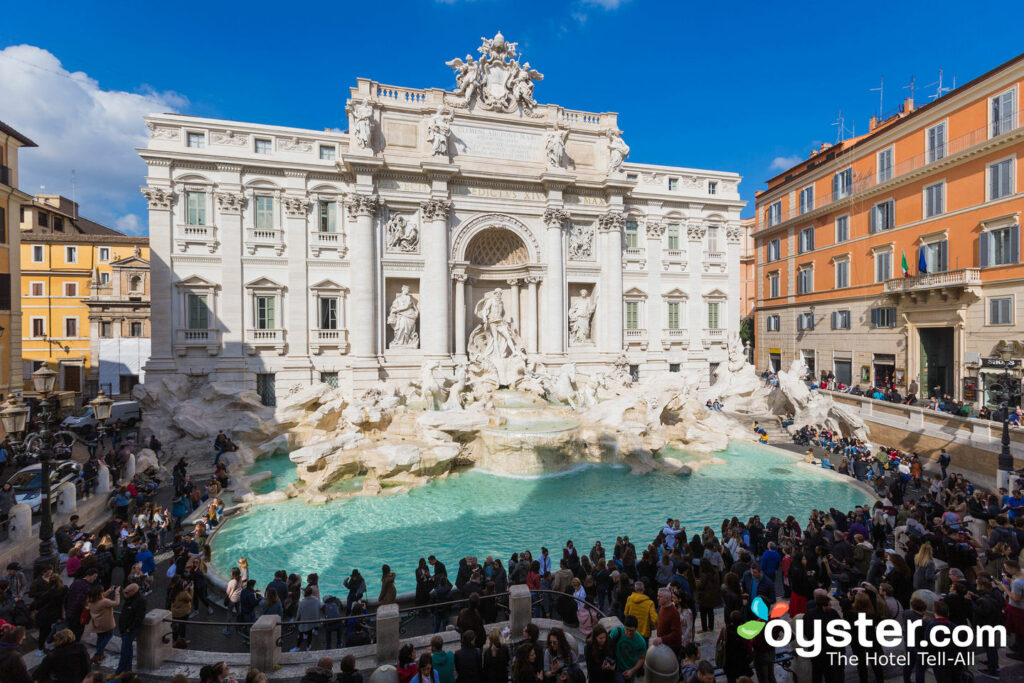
5, 418, 1024, 683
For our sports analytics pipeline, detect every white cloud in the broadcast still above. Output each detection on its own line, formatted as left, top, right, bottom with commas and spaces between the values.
581, 0, 628, 7
769, 155, 802, 172
115, 214, 146, 236
0, 44, 186, 236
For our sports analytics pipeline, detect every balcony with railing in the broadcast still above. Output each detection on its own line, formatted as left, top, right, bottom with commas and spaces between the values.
245, 328, 287, 354
661, 327, 689, 350
623, 327, 648, 350
174, 328, 221, 356
761, 108, 1024, 230
884, 268, 981, 295
310, 230, 346, 257
310, 328, 349, 354
175, 224, 219, 253
622, 246, 646, 265
245, 228, 285, 256
702, 327, 726, 348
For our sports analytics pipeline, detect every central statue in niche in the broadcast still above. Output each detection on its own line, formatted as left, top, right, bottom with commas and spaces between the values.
467, 288, 528, 389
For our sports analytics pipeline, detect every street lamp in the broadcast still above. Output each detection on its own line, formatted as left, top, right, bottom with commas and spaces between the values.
31, 365, 63, 574
992, 346, 1021, 480
89, 390, 113, 446
0, 397, 29, 437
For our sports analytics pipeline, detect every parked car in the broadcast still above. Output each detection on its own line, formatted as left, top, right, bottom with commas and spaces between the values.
5, 461, 83, 513
61, 400, 141, 432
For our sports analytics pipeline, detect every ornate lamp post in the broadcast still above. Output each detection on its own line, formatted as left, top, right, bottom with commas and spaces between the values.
990, 347, 1021, 482
0, 397, 30, 464
89, 389, 113, 447
29, 365, 60, 573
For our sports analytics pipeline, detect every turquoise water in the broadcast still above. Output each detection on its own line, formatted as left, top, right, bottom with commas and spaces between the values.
246, 453, 300, 494
214, 441, 871, 595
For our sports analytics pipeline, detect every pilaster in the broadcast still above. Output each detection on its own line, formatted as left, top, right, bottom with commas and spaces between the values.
598, 211, 625, 354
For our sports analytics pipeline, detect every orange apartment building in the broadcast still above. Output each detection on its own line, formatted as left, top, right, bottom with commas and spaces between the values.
755, 52, 1024, 406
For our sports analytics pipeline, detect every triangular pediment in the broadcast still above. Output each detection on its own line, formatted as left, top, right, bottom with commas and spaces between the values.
623, 287, 647, 298
703, 287, 728, 298
111, 255, 150, 268
245, 276, 284, 290
175, 274, 219, 289
309, 279, 347, 292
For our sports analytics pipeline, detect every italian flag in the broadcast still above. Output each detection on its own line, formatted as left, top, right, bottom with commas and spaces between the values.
901, 251, 909, 277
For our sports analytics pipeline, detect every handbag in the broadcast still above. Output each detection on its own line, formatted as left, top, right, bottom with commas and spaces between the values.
80, 606, 91, 626
714, 628, 726, 668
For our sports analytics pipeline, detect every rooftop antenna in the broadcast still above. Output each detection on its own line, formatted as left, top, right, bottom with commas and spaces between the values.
903, 76, 916, 105
831, 110, 853, 143
927, 69, 950, 100
870, 77, 884, 117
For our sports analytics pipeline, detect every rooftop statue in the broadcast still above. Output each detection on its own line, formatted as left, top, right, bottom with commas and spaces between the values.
446, 32, 543, 114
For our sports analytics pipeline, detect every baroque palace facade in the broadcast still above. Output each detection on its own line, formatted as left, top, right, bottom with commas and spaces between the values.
754, 52, 1024, 406
140, 34, 744, 400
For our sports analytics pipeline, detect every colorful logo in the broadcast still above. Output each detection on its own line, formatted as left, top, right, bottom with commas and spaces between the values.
738, 597, 789, 639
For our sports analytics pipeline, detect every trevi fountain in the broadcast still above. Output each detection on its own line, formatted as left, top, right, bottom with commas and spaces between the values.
135, 298, 873, 593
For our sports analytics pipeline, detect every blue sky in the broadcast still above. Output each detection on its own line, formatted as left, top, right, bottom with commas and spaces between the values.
1, 0, 1022, 232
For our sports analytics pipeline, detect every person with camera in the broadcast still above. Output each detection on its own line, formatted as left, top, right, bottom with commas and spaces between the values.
608, 615, 646, 683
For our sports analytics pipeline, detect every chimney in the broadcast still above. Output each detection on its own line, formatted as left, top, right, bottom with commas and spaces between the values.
903, 97, 914, 115
869, 115, 879, 132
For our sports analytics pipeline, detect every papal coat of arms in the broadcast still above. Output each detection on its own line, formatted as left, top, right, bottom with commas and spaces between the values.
445, 31, 544, 115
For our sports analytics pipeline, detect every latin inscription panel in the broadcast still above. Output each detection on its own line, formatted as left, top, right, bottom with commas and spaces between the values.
451, 124, 541, 162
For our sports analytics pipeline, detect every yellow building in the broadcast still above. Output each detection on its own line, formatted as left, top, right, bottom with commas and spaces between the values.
20, 195, 149, 396
0, 121, 33, 400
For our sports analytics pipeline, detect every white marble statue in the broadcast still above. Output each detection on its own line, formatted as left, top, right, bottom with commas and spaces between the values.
774, 359, 870, 442
545, 124, 568, 168
443, 362, 468, 411
568, 223, 594, 260
606, 129, 630, 175
420, 361, 444, 410
427, 106, 454, 156
700, 333, 771, 414
473, 289, 521, 359
445, 54, 481, 102
447, 33, 542, 113
568, 289, 597, 344
387, 285, 419, 348
350, 98, 374, 149
544, 363, 581, 409
385, 214, 419, 252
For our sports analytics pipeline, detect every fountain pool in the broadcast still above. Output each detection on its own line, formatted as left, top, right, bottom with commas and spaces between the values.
214, 441, 872, 594
214, 441, 871, 594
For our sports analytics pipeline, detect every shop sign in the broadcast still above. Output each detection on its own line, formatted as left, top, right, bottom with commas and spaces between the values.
981, 357, 1021, 369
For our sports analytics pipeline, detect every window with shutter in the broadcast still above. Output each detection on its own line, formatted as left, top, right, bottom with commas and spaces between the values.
990, 297, 1013, 325
989, 159, 1014, 200
992, 90, 1017, 137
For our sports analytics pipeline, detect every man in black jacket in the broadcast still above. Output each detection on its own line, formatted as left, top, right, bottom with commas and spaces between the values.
115, 582, 147, 674
65, 568, 98, 641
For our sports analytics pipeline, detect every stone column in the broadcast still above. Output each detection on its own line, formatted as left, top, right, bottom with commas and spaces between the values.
250, 614, 281, 672
645, 220, 666, 354
526, 277, 540, 354
420, 199, 453, 358
376, 603, 400, 663
140, 187, 175, 365
347, 194, 380, 359
453, 274, 468, 357
726, 224, 742, 334
687, 223, 707, 348
542, 209, 569, 356
283, 190, 311, 358
138, 609, 173, 670
598, 212, 626, 353
509, 584, 532, 635
215, 185, 246, 362
508, 279, 521, 335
